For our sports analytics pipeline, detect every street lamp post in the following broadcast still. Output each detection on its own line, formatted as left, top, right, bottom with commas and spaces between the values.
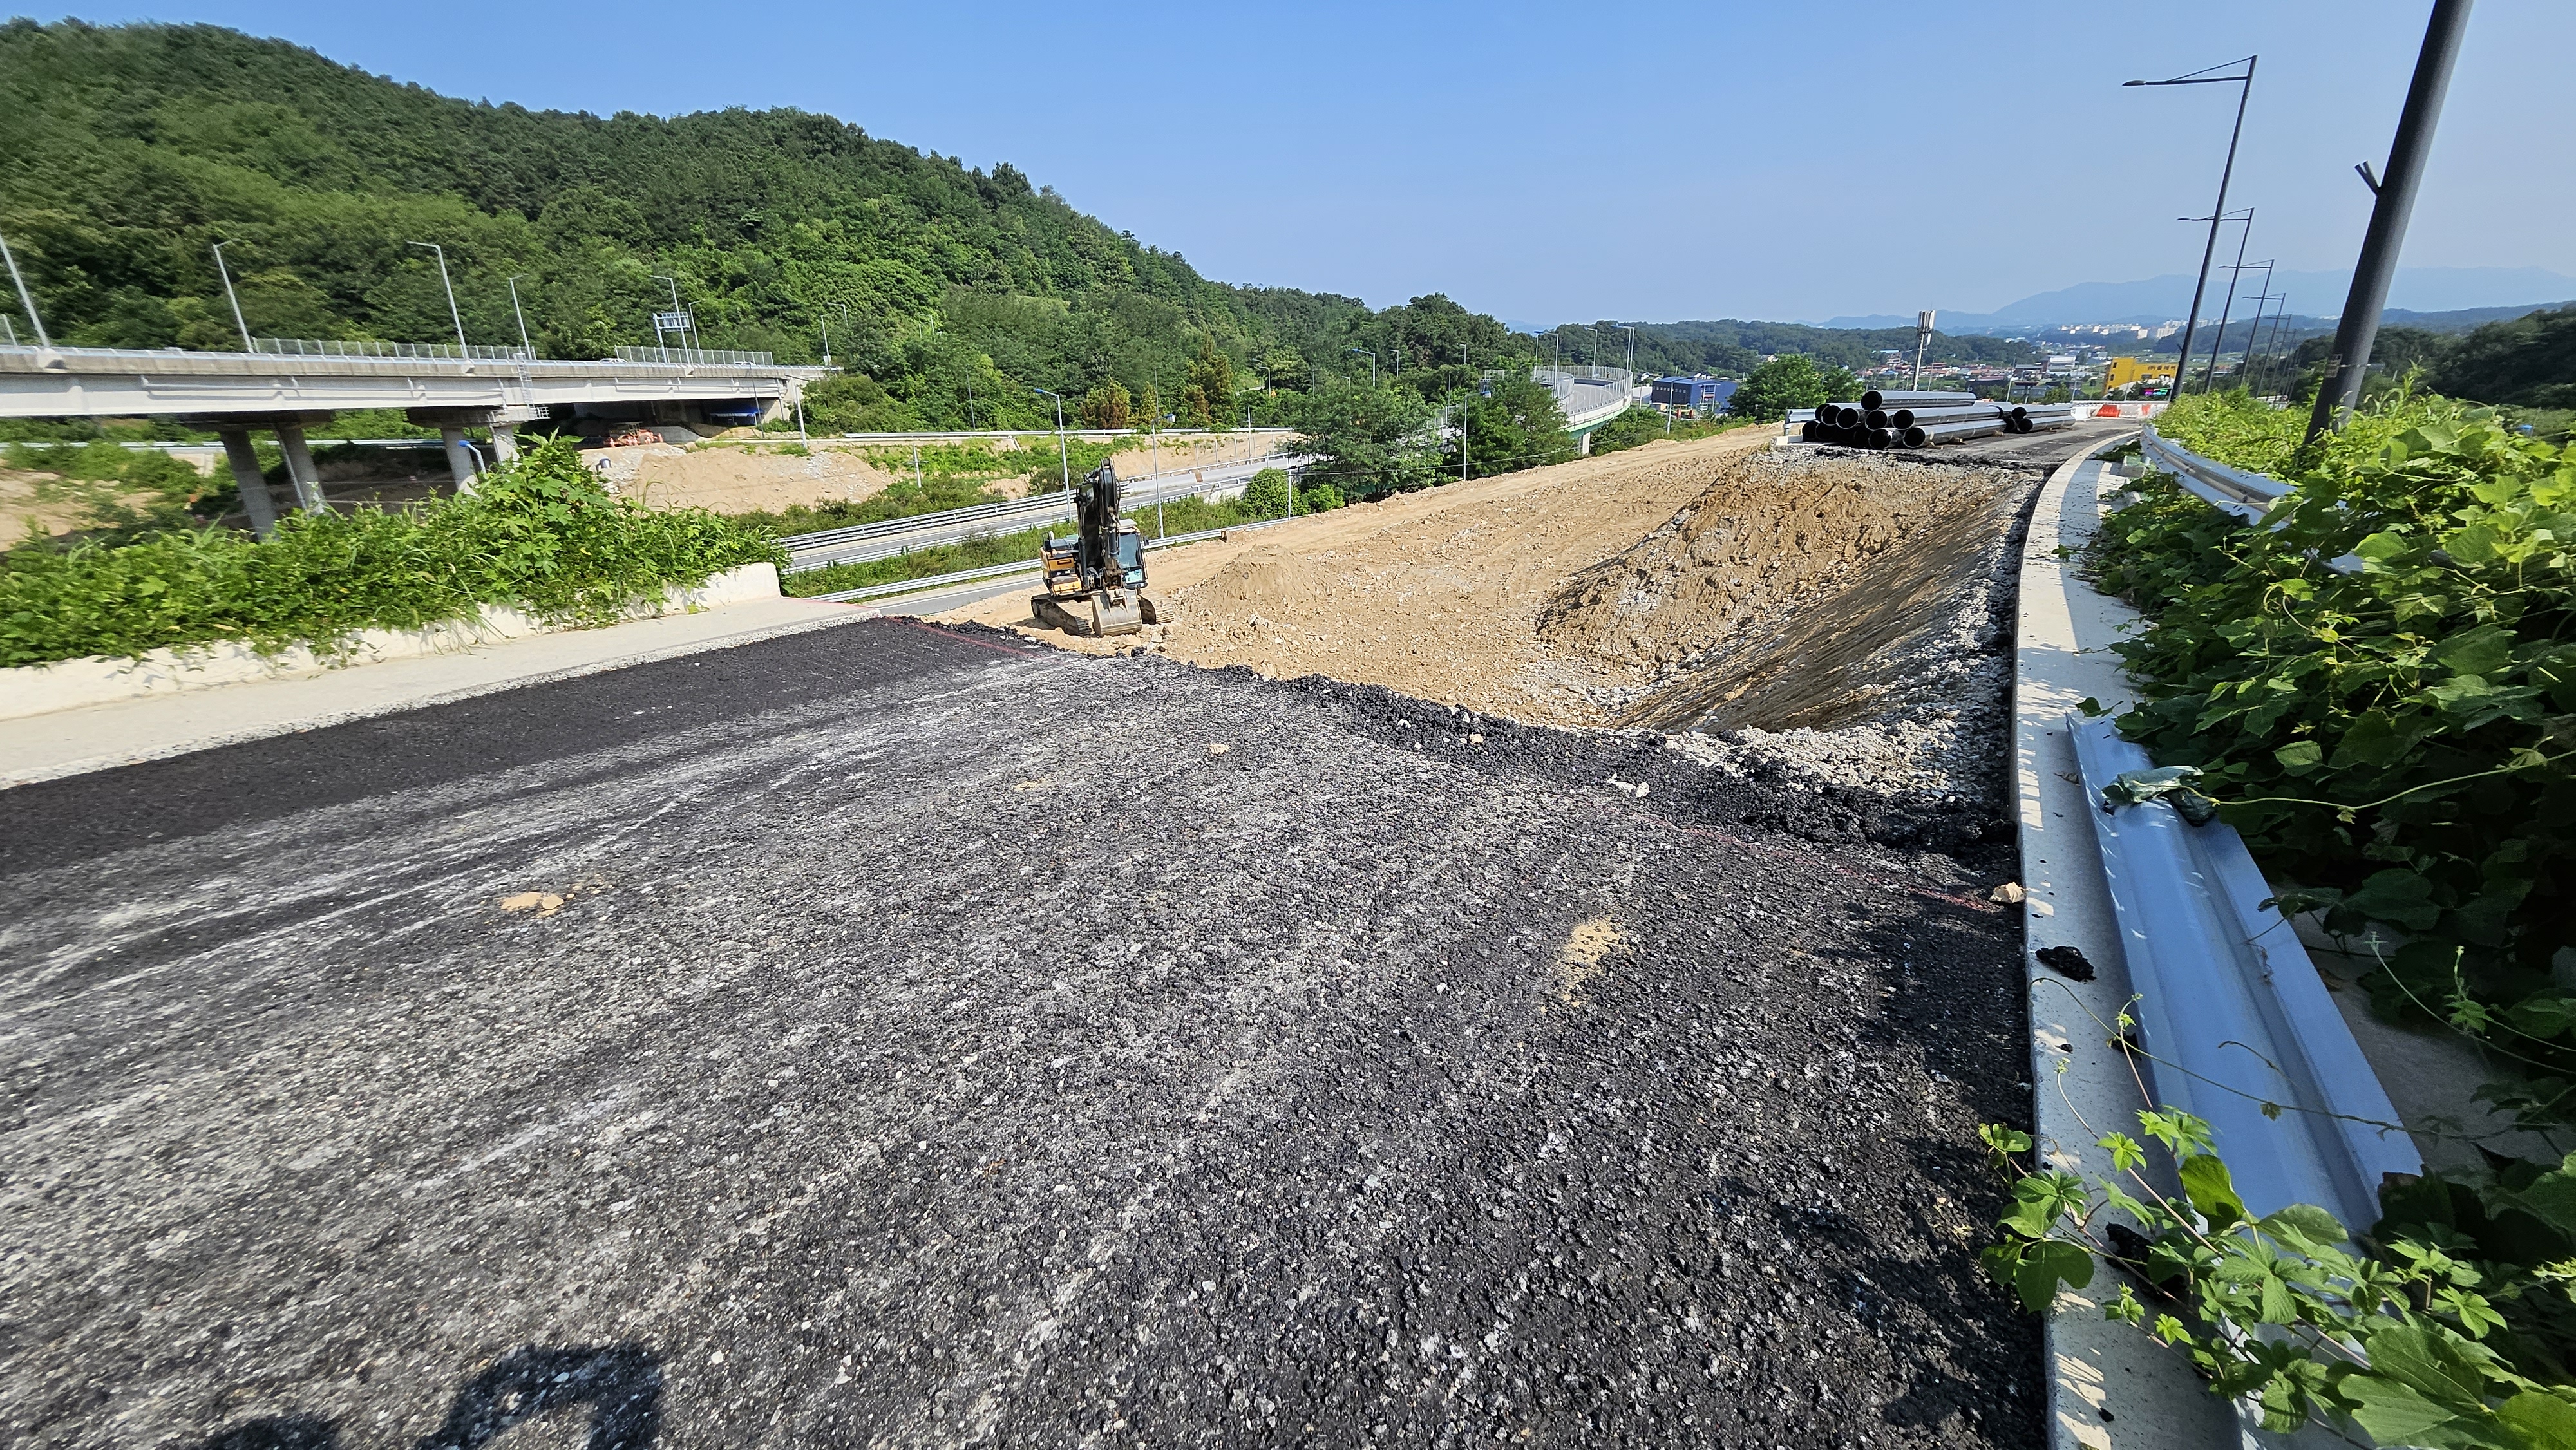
1615, 323, 1636, 384
0, 230, 50, 350
651, 274, 688, 356
211, 241, 254, 353
1347, 348, 1376, 387
1032, 386, 1071, 493
2211, 246, 2271, 393
2125, 56, 2257, 418
2307, 0, 2474, 441
2203, 211, 2257, 393
505, 274, 534, 357
408, 241, 469, 351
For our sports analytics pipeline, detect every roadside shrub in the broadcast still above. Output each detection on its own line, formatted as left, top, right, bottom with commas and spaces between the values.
2088, 390, 2576, 1102
0, 437, 783, 666
1983, 1097, 2576, 1444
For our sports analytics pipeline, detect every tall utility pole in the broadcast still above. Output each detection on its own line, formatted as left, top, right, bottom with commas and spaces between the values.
408, 241, 468, 351
2125, 56, 2257, 418
211, 241, 254, 353
1615, 323, 1636, 381
1033, 387, 1070, 492
1912, 310, 1935, 389
1347, 348, 1375, 387
505, 274, 534, 356
2307, 0, 2474, 441
2203, 211, 2256, 393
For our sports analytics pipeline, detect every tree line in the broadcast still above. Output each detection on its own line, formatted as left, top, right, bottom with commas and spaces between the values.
0, 20, 1557, 438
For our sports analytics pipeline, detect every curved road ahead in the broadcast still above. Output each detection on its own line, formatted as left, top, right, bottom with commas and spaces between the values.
1, 621, 2038, 1449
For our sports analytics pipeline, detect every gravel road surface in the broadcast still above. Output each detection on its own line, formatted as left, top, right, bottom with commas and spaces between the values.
2, 620, 2037, 1449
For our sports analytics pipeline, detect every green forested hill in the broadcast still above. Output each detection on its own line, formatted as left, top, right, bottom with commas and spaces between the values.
0, 19, 1528, 429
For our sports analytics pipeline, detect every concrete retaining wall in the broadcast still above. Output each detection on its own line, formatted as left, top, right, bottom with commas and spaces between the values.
0, 561, 781, 723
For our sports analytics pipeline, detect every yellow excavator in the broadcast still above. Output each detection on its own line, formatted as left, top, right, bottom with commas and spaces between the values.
1033, 460, 1160, 636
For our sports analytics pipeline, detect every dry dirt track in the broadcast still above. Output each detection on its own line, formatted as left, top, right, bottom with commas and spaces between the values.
0, 619, 2040, 1450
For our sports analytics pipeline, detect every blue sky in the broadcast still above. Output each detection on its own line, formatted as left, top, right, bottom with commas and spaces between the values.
19, 1, 2575, 323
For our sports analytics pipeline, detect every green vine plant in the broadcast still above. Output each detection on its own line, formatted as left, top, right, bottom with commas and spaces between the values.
2085, 388, 2576, 1127
1984, 991, 2576, 1445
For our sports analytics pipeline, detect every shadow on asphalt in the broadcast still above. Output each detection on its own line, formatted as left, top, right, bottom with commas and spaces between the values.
189, 1343, 663, 1450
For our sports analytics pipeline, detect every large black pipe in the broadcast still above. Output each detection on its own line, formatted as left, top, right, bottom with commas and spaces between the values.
1861, 389, 1973, 410
2306, 0, 2474, 441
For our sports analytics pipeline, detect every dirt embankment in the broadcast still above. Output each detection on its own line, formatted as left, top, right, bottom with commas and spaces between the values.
951, 433, 2049, 807
602, 431, 1287, 514
947, 430, 1779, 726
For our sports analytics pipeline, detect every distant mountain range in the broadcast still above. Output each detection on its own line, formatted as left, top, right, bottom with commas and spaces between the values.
1820, 267, 2576, 333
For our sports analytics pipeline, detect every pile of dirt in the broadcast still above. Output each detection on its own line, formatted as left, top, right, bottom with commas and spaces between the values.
1537, 449, 1996, 671
954, 431, 2055, 811
1192, 544, 1323, 608
951, 429, 1780, 726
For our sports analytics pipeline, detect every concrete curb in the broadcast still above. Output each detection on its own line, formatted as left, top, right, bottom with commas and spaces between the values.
0, 563, 786, 723
2012, 437, 2249, 1448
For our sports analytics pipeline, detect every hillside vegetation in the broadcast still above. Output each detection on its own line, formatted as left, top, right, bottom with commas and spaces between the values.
0, 19, 1534, 432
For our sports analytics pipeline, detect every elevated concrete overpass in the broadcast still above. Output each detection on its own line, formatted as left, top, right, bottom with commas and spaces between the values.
0, 340, 824, 535
1535, 367, 1637, 449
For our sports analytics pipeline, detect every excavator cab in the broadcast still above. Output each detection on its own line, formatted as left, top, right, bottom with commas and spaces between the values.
1031, 461, 1155, 637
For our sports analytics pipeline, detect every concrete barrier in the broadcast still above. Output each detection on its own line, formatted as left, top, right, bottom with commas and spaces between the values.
0, 562, 780, 722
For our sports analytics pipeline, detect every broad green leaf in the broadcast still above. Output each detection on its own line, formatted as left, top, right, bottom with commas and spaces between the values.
2275, 740, 2325, 771
2497, 1391, 2576, 1449
2179, 1154, 2248, 1229
2347, 869, 2445, 932
2259, 1203, 2349, 1252
2013, 1239, 2094, 1312
2366, 1324, 2492, 1411
2343, 1375, 2481, 1447
2436, 626, 2517, 680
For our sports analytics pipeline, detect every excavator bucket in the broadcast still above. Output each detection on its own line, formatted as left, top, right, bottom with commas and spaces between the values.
1090, 594, 1144, 637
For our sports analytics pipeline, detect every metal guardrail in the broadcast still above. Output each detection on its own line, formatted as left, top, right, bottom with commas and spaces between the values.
251, 337, 533, 362
802, 514, 1289, 605
2067, 715, 2420, 1228
2136, 422, 2359, 574
2137, 421, 2288, 522
612, 345, 777, 366
776, 453, 1303, 574
0, 341, 794, 372
795, 427, 1300, 444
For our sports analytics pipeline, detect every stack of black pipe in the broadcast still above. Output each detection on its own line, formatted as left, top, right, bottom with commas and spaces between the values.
1795, 389, 2077, 449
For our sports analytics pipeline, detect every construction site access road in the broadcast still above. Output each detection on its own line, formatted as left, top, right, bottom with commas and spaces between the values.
0, 619, 2039, 1449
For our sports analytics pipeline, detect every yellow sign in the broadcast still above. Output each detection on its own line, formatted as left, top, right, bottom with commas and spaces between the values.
2102, 356, 2178, 391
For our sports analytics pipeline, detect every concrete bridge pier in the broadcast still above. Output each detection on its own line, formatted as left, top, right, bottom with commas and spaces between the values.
489, 422, 520, 464
438, 428, 480, 493
274, 424, 328, 513
1576, 431, 1593, 455
213, 427, 281, 538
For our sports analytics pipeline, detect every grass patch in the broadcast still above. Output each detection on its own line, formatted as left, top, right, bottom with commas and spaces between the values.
1, 437, 781, 666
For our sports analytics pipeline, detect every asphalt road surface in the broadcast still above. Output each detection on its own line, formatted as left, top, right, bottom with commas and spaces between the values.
1, 620, 2039, 1449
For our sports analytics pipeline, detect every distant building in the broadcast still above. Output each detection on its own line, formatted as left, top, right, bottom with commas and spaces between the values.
2101, 356, 2179, 391
1649, 376, 1738, 412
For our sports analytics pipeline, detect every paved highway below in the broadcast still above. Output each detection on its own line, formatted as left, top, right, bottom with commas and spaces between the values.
1, 621, 2038, 1449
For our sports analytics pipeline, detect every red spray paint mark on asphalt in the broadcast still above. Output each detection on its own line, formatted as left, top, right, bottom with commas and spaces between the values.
900, 619, 1040, 658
